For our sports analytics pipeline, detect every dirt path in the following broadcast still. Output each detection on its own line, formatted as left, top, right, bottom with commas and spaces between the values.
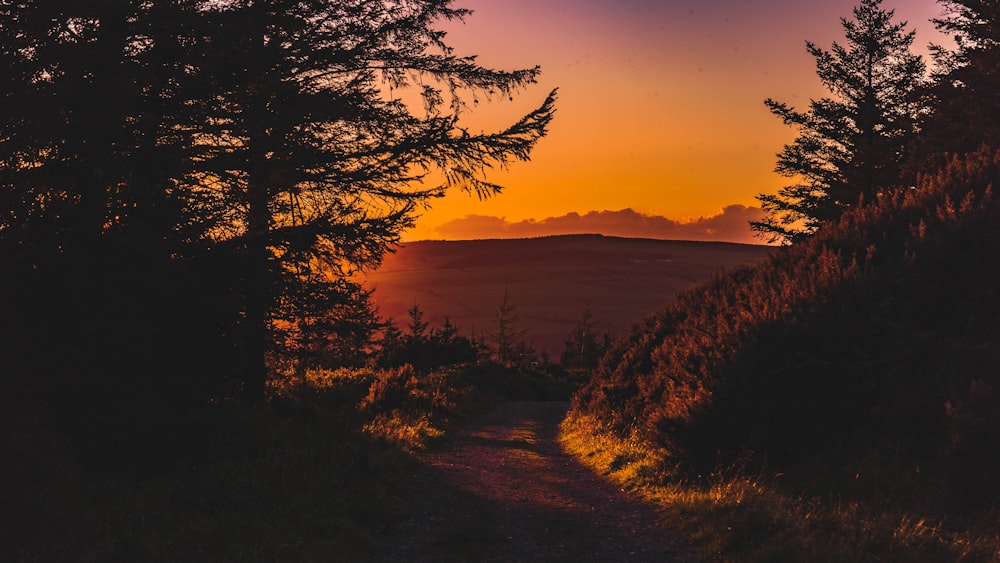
374, 401, 693, 562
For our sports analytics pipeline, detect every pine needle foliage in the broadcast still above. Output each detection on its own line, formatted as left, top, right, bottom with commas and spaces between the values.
753, 0, 925, 243
0, 0, 556, 403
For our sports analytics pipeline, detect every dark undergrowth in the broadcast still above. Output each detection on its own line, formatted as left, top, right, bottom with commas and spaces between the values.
569, 149, 1000, 561
1, 362, 568, 561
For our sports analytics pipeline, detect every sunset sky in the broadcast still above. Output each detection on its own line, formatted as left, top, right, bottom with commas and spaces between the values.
403, 0, 951, 243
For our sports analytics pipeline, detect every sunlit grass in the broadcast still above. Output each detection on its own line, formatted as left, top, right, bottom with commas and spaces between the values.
560, 412, 1000, 562
363, 409, 445, 451
507, 422, 541, 445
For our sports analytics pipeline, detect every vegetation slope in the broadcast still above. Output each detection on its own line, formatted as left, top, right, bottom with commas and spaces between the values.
568, 149, 1000, 559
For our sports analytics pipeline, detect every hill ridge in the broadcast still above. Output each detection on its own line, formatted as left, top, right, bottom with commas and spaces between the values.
365, 235, 771, 355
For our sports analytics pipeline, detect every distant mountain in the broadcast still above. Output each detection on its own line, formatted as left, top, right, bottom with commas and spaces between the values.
362, 234, 772, 356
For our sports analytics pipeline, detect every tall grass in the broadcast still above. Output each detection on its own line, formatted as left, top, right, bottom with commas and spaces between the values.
560, 413, 1000, 562
567, 149, 1000, 559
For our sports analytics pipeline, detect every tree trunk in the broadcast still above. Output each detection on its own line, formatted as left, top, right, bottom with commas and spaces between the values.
241, 179, 271, 404
239, 2, 274, 406
242, 113, 272, 405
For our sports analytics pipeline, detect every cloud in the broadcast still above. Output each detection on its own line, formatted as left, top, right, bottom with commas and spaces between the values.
432, 206, 769, 244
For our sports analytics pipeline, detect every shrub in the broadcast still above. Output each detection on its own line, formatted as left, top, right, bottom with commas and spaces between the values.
359, 364, 419, 413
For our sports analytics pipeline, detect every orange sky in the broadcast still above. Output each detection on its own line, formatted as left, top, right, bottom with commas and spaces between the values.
402, 0, 950, 243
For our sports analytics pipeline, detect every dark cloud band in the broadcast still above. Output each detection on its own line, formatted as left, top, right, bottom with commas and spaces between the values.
433, 205, 768, 244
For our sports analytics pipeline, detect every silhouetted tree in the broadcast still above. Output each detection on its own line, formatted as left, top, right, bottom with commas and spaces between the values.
374, 311, 476, 370
374, 318, 406, 368
437, 316, 459, 345
427, 317, 478, 367
184, 0, 555, 402
467, 326, 492, 361
275, 277, 381, 369
0, 1, 198, 260
1, 1, 555, 404
752, 0, 925, 243
0, 1, 230, 399
490, 287, 528, 365
561, 309, 608, 374
407, 303, 430, 341
911, 0, 1000, 167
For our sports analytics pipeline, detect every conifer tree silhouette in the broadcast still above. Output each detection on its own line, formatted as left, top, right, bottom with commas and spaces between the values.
0, 1, 555, 403
752, 0, 924, 243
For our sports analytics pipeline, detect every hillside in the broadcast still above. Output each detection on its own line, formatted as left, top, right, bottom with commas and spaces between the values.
569, 149, 1000, 555
362, 235, 772, 356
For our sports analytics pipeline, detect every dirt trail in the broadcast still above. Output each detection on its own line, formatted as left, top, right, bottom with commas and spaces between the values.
374, 401, 693, 562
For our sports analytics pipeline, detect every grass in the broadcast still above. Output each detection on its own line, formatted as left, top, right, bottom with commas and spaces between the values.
559, 412, 1000, 562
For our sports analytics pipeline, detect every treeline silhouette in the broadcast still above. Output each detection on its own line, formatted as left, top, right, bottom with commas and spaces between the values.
372, 300, 609, 377
0, 4, 558, 557
0, 0, 555, 408
572, 0, 1000, 527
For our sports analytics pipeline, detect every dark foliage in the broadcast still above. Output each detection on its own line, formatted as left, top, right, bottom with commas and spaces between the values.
909, 0, 1000, 174
374, 310, 481, 372
0, 4, 555, 553
560, 308, 610, 379
487, 287, 541, 367
575, 148, 1000, 512
0, 0, 554, 405
753, 0, 925, 243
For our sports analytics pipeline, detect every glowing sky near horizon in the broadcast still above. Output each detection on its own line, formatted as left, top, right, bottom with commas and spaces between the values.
402, 0, 950, 242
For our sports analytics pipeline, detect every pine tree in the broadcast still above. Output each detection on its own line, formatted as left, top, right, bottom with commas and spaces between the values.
561, 309, 607, 374
752, 0, 925, 243
184, 0, 555, 402
436, 317, 459, 346
0, 1, 555, 404
375, 318, 406, 368
913, 0, 1000, 164
490, 287, 528, 365
274, 276, 381, 369
0, 1, 225, 393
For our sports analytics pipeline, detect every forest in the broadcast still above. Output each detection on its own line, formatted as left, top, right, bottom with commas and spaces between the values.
2, 0, 1000, 560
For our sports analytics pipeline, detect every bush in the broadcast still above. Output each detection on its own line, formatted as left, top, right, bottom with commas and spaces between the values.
359, 364, 419, 413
